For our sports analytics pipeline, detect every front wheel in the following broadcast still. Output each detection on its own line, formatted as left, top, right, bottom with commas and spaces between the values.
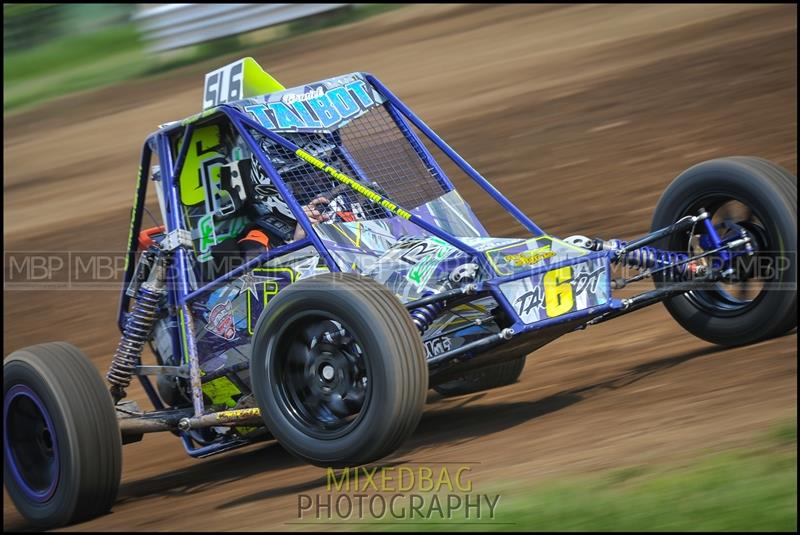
251, 273, 428, 467
4, 342, 122, 528
652, 156, 797, 346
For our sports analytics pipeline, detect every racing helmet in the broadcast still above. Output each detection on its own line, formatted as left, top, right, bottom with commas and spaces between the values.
248, 148, 296, 221
248, 135, 342, 212
246, 134, 372, 226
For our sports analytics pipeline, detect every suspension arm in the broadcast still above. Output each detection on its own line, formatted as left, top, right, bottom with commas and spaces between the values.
426, 328, 515, 366
582, 208, 752, 283
588, 277, 717, 326
615, 211, 708, 256
118, 406, 264, 438
404, 283, 482, 310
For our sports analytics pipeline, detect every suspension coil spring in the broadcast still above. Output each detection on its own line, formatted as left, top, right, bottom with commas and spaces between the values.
410, 299, 446, 334
616, 242, 690, 281
108, 266, 166, 402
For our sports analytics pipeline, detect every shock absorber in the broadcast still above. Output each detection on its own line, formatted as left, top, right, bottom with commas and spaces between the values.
410, 262, 479, 334
608, 240, 692, 281
108, 256, 166, 403
410, 299, 446, 333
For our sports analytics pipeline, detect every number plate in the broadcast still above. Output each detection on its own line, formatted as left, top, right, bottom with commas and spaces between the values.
500, 257, 610, 324
204, 59, 244, 110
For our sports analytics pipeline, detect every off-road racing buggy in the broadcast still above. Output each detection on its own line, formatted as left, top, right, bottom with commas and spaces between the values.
5, 58, 796, 528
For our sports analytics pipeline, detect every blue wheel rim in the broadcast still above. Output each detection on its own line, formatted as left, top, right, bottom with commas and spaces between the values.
4, 384, 60, 503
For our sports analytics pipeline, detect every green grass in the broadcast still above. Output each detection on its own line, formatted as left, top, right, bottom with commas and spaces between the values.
767, 421, 797, 446
3, 4, 408, 114
491, 450, 797, 531
3, 23, 148, 112
4, 23, 142, 81
365, 423, 797, 532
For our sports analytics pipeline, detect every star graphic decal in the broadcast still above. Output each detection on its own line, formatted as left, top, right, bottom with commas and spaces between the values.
237, 272, 279, 302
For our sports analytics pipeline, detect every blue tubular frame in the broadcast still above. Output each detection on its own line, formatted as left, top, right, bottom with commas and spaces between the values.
158, 132, 194, 302
171, 124, 195, 185
228, 113, 342, 272
182, 238, 314, 302
366, 74, 546, 237
384, 101, 456, 193
118, 137, 155, 331
180, 434, 250, 458
230, 111, 487, 260
116, 136, 167, 411
194, 100, 618, 342
119, 71, 729, 440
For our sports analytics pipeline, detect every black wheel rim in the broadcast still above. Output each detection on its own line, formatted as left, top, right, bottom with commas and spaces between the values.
670, 194, 774, 317
268, 311, 371, 440
4, 384, 60, 503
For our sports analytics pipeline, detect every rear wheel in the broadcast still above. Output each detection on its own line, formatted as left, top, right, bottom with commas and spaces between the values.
4, 342, 122, 528
251, 273, 428, 467
651, 157, 797, 346
434, 355, 527, 397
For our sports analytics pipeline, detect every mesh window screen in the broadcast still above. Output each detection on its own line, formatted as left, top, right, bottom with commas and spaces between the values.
250, 103, 450, 220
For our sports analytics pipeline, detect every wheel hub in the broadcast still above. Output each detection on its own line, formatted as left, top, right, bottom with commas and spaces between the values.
4, 385, 60, 503
320, 363, 335, 382
274, 316, 371, 438
682, 197, 773, 314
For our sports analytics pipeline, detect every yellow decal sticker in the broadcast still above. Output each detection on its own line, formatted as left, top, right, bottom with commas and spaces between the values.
543, 266, 574, 317
178, 125, 224, 206
124, 165, 144, 272
504, 246, 557, 268
295, 149, 412, 220
202, 376, 242, 408
245, 267, 298, 334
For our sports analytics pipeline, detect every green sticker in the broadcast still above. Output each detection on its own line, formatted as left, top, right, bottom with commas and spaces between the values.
202, 376, 241, 408
198, 213, 217, 259
196, 215, 247, 263
407, 238, 453, 289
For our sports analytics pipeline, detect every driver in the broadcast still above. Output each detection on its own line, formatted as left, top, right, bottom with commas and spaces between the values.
202, 155, 343, 280
204, 193, 332, 279
238, 195, 331, 253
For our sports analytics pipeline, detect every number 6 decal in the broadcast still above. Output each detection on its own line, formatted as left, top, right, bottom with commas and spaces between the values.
543, 265, 574, 317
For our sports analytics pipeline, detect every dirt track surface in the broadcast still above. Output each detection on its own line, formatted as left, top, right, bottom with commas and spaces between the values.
3, 4, 797, 531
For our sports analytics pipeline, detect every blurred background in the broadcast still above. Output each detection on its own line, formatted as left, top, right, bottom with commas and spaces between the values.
3, 3, 401, 112
3, 3, 797, 531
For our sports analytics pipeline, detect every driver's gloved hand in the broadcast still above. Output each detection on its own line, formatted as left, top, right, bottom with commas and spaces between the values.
303, 196, 331, 224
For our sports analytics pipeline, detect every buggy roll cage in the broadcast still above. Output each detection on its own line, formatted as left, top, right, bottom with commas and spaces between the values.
117, 73, 743, 455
